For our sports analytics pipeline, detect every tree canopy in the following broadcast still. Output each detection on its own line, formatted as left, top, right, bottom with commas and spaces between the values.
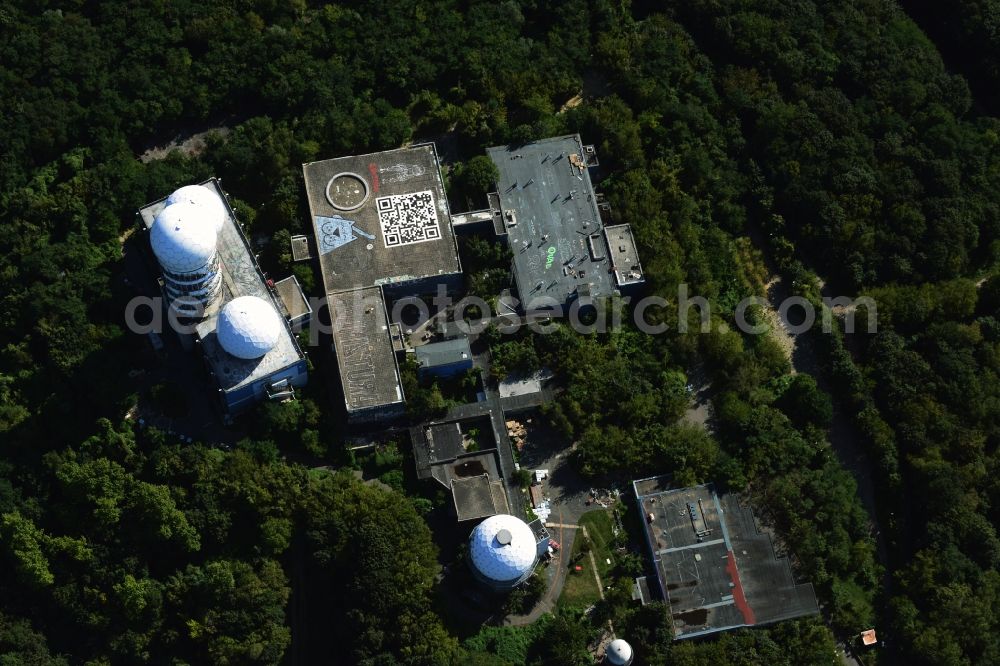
1, 0, 999, 663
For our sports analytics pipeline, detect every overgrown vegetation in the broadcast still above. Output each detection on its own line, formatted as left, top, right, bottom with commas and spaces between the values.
558, 510, 616, 608
0, 0, 998, 663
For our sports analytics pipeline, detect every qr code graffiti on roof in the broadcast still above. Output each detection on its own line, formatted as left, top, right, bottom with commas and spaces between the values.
375, 190, 440, 248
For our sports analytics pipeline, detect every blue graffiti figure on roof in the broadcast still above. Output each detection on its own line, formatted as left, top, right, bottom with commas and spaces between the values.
316, 215, 375, 255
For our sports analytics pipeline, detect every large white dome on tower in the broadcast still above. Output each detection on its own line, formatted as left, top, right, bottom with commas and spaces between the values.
469, 514, 537, 586
150, 202, 219, 274
165, 184, 227, 233
605, 639, 633, 665
216, 296, 283, 359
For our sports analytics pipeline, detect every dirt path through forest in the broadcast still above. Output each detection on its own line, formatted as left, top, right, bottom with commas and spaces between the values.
760, 274, 886, 563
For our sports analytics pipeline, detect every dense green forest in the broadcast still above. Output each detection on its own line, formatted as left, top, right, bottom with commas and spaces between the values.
1, 0, 999, 664
902, 0, 1000, 113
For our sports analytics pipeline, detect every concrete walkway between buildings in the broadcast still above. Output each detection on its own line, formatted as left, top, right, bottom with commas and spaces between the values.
506, 509, 576, 627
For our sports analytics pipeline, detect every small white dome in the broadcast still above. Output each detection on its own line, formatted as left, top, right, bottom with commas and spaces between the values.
469, 514, 537, 584
216, 296, 283, 359
150, 202, 219, 273
166, 184, 227, 233
606, 639, 633, 665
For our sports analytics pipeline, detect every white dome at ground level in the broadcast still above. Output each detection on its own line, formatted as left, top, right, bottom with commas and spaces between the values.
605, 639, 633, 665
150, 202, 219, 273
469, 514, 537, 584
216, 296, 283, 359
165, 184, 227, 233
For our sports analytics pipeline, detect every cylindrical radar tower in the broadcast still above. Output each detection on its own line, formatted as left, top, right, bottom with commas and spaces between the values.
468, 514, 539, 592
165, 184, 227, 233
604, 639, 634, 666
150, 201, 222, 317
216, 296, 283, 360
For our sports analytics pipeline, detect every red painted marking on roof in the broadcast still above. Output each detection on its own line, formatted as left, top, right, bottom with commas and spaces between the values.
368, 163, 380, 193
726, 551, 756, 625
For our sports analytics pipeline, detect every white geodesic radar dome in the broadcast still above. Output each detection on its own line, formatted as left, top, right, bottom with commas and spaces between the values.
469, 514, 537, 585
216, 296, 283, 359
150, 202, 219, 274
605, 639, 633, 665
166, 184, 227, 233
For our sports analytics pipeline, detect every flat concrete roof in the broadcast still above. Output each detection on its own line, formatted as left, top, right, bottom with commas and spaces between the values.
634, 478, 819, 640
274, 275, 311, 322
451, 473, 509, 522
426, 422, 466, 464
411, 418, 502, 484
488, 135, 614, 310
303, 144, 461, 293
444, 450, 501, 485
415, 336, 472, 369
604, 224, 644, 287
633, 576, 653, 605
290, 234, 311, 261
327, 287, 404, 413
139, 180, 304, 394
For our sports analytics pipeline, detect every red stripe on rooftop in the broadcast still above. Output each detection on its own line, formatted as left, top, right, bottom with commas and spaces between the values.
726, 550, 756, 625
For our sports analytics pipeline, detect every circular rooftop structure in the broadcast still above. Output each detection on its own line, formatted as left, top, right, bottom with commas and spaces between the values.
469, 514, 537, 589
216, 296, 283, 359
325, 172, 369, 211
165, 184, 227, 233
150, 202, 219, 274
605, 639, 633, 666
